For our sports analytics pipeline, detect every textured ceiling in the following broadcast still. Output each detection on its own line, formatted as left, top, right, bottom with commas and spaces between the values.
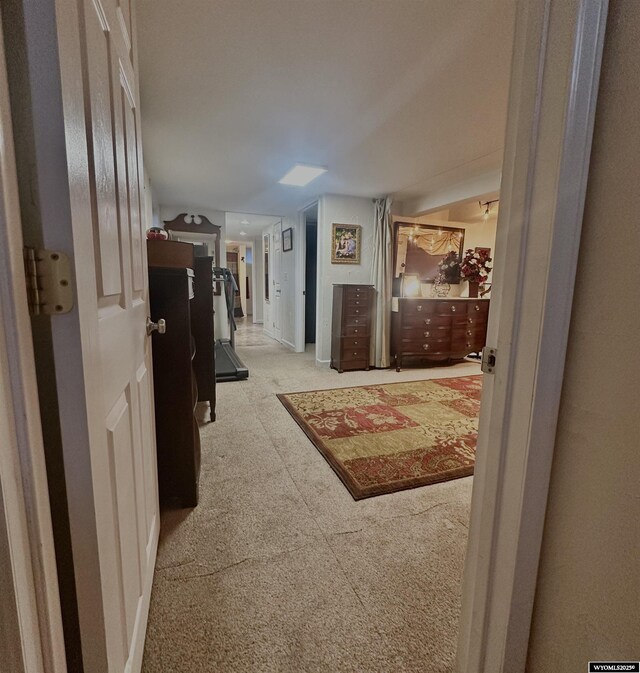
137, 0, 515, 216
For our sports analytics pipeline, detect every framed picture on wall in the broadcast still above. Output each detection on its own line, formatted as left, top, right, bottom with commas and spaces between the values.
282, 227, 293, 252
331, 223, 361, 264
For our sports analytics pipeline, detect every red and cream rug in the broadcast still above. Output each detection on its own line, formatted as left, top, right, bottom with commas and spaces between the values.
277, 375, 482, 499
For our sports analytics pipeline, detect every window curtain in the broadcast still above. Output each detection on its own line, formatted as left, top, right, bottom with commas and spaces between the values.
371, 197, 393, 368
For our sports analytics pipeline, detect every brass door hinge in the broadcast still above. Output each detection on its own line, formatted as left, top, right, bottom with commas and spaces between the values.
481, 347, 497, 374
24, 247, 73, 316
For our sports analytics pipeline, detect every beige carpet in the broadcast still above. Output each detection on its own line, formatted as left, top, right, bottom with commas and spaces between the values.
142, 322, 478, 673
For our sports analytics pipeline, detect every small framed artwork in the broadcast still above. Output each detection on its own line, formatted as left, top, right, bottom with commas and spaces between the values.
331, 223, 361, 264
282, 227, 293, 252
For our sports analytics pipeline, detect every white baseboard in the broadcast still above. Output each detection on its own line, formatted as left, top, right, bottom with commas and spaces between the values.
316, 358, 330, 367
281, 339, 296, 351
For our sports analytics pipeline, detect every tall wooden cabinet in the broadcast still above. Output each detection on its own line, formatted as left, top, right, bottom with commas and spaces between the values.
192, 257, 216, 421
149, 266, 201, 507
330, 284, 375, 373
391, 297, 490, 371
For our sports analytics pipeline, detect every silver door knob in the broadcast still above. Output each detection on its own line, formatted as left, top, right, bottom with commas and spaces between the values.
146, 317, 166, 335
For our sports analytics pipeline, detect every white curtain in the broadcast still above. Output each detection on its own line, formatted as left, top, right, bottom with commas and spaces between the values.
371, 197, 393, 368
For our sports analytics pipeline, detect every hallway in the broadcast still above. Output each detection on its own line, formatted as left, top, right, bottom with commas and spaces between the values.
142, 323, 480, 673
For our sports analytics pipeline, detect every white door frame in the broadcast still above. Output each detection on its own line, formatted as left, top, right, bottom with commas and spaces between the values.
295, 200, 319, 354
0, 18, 67, 673
457, 1, 608, 671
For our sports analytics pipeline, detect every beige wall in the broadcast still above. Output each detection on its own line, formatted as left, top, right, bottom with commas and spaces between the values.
527, 1, 640, 668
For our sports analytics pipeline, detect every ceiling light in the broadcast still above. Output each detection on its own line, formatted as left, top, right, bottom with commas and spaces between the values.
278, 163, 327, 187
479, 199, 499, 221
240, 219, 250, 225
240, 231, 247, 236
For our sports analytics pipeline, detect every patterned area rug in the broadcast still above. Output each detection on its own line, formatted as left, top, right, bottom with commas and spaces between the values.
277, 375, 482, 499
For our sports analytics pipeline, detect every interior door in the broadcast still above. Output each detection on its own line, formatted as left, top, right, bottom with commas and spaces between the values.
272, 221, 283, 342
12, 0, 161, 670
72, 0, 159, 669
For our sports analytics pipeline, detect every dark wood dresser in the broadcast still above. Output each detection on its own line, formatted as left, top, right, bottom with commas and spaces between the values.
192, 257, 216, 421
149, 266, 201, 507
330, 284, 375, 373
391, 297, 490, 371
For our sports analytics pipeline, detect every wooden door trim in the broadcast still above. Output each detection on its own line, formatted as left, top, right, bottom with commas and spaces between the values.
456, 1, 608, 670
0, 15, 67, 673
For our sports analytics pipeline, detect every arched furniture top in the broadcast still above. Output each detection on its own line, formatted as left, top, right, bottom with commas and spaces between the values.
164, 213, 221, 235
164, 213, 221, 267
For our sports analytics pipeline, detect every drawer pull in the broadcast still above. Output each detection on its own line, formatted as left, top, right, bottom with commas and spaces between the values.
416, 305, 423, 312
424, 331, 430, 337
353, 341, 358, 345
355, 309, 359, 313
466, 343, 471, 349
468, 318, 473, 324
353, 352, 358, 356
424, 318, 431, 325
467, 330, 472, 336
355, 319, 359, 323
423, 343, 430, 350
354, 329, 358, 334
475, 305, 480, 312
451, 305, 456, 312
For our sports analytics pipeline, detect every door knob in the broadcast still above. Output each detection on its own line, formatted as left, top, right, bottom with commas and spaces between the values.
146, 317, 166, 336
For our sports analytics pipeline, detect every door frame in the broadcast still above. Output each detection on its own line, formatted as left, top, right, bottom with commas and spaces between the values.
456, 1, 608, 671
295, 200, 319, 354
0, 16, 67, 673
2, 0, 608, 669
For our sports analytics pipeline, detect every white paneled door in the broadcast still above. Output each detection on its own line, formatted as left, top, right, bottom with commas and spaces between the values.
14, 0, 161, 669
70, 0, 158, 669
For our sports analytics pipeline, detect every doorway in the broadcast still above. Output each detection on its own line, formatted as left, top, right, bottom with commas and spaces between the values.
303, 203, 318, 346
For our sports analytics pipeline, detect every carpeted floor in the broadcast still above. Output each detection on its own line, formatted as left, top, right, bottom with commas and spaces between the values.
142, 320, 480, 673
278, 376, 481, 499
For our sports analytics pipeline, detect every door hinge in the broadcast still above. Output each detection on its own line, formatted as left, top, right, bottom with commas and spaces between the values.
481, 346, 497, 374
24, 247, 74, 316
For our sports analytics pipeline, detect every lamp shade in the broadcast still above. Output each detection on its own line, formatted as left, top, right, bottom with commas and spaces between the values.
403, 274, 420, 297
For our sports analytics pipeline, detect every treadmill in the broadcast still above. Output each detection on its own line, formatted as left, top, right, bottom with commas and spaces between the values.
213, 267, 249, 382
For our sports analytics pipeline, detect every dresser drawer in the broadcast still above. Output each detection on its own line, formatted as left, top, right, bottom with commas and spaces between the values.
344, 286, 370, 299
344, 314, 368, 329
344, 305, 367, 318
436, 300, 466, 315
450, 335, 477, 352
403, 313, 451, 328
452, 327, 483, 341
346, 297, 368, 309
452, 313, 487, 327
467, 301, 489, 315
342, 336, 368, 350
344, 325, 368, 337
401, 338, 450, 354
341, 347, 369, 362
402, 325, 450, 341
402, 300, 436, 316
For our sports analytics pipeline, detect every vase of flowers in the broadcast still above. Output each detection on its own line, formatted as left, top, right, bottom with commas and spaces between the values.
437, 251, 461, 283
460, 248, 492, 297
431, 251, 461, 297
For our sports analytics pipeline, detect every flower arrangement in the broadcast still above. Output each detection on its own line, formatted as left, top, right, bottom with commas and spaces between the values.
436, 251, 461, 284
460, 248, 492, 284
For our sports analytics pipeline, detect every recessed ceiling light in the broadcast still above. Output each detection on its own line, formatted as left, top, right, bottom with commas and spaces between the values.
278, 163, 327, 187
240, 219, 250, 225
240, 231, 247, 236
